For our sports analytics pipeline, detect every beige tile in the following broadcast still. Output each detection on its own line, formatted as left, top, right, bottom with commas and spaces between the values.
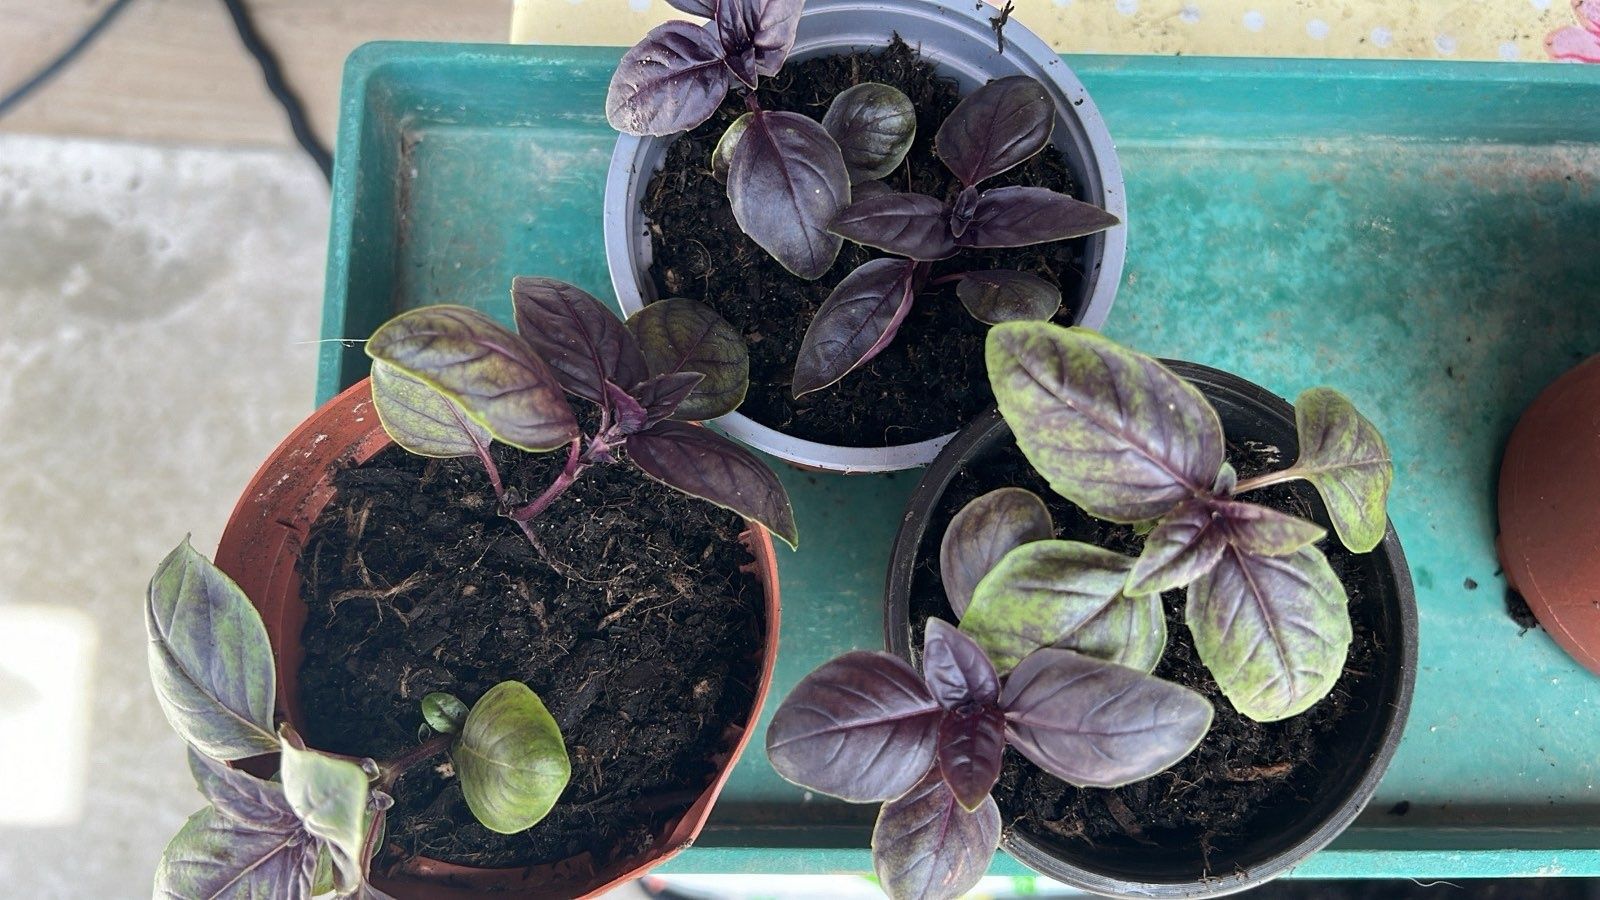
0, 134, 325, 897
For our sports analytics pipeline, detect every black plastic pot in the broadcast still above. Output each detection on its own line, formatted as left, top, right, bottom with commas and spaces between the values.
883, 361, 1417, 899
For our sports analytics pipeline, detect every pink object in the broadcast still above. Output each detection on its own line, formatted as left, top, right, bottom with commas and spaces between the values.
1548, 0, 1600, 61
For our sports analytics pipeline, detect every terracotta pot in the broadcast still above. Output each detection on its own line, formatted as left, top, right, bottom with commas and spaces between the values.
1497, 354, 1600, 676
214, 379, 782, 899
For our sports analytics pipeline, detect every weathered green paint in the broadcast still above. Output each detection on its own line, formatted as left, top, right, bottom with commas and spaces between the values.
321, 44, 1600, 879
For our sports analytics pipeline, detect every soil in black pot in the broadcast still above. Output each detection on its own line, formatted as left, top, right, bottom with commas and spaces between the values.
641, 38, 1089, 447
295, 442, 765, 872
906, 436, 1383, 870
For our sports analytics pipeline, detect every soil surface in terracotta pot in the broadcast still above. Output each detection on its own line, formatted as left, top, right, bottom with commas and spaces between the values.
641, 39, 1089, 447
293, 442, 764, 872
906, 436, 1384, 869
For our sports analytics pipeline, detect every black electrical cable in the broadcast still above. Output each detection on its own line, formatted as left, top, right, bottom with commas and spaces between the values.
0, 0, 139, 120
218, 0, 333, 183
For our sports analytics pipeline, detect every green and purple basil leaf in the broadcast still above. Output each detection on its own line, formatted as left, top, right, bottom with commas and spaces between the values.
665, 0, 715, 15
1284, 387, 1394, 553
922, 620, 1004, 809
715, 0, 803, 78
366, 305, 579, 453
188, 749, 297, 830
940, 487, 1053, 618
872, 770, 1000, 900
626, 420, 799, 548
606, 22, 731, 136
370, 361, 494, 461
626, 298, 750, 420
921, 619, 999, 708
279, 725, 370, 892
145, 539, 278, 761
511, 276, 648, 405
1186, 546, 1351, 722
792, 258, 920, 399
962, 540, 1164, 674
829, 193, 957, 261
955, 270, 1061, 325
606, 381, 651, 434
934, 75, 1053, 187
710, 111, 752, 183
1215, 499, 1326, 556
421, 692, 469, 735
1000, 648, 1213, 788
634, 371, 706, 426
822, 82, 917, 183
1126, 499, 1228, 597
453, 681, 571, 835
154, 807, 318, 900
767, 651, 942, 802
960, 187, 1120, 249
987, 322, 1225, 522
728, 110, 851, 280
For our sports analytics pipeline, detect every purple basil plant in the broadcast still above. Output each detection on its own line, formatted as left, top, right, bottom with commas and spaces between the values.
365, 278, 798, 549
766, 508, 1214, 899
791, 75, 1120, 398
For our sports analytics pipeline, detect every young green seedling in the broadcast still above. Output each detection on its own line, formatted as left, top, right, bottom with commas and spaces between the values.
148, 540, 571, 899
365, 278, 797, 550
792, 76, 1120, 397
985, 322, 1394, 721
766, 501, 1212, 900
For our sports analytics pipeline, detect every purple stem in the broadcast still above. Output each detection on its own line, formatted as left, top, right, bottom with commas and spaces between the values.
508, 438, 586, 523
928, 272, 969, 287
376, 732, 454, 791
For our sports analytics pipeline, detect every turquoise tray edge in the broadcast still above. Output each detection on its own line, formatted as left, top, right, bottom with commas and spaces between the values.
319, 42, 1600, 880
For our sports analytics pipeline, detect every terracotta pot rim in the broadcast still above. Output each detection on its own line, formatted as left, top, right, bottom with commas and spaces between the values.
214, 378, 782, 898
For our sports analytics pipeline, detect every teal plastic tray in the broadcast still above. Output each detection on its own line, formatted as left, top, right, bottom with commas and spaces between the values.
319, 43, 1600, 880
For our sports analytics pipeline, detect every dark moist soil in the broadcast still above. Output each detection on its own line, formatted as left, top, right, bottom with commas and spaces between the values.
295, 443, 765, 872
907, 437, 1383, 870
641, 38, 1089, 448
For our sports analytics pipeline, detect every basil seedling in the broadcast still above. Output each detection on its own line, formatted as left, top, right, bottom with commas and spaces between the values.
365, 278, 797, 549
986, 322, 1394, 721
766, 496, 1212, 900
793, 76, 1120, 398
148, 540, 572, 899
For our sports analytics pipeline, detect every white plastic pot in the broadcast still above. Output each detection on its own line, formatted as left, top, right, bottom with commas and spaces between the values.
603, 0, 1127, 472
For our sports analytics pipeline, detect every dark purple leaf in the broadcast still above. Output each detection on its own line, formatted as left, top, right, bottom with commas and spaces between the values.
665, 0, 714, 16
987, 322, 1225, 522
626, 298, 749, 420
715, 0, 803, 78
940, 487, 1053, 618
367, 305, 579, 453
872, 771, 1000, 900
962, 187, 1120, 249
187, 749, 298, 830
792, 258, 919, 398
949, 186, 980, 239
1213, 499, 1326, 556
936, 708, 1005, 812
956, 270, 1062, 325
1126, 499, 1228, 597
606, 22, 731, 136
709, 112, 752, 183
633, 372, 705, 426
1186, 546, 1350, 721
921, 619, 999, 708
829, 193, 956, 261
605, 381, 650, 434
627, 420, 798, 547
1000, 648, 1213, 788
852, 179, 892, 200
512, 276, 648, 404
934, 75, 1053, 187
822, 82, 917, 182
728, 110, 850, 279
767, 651, 942, 802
